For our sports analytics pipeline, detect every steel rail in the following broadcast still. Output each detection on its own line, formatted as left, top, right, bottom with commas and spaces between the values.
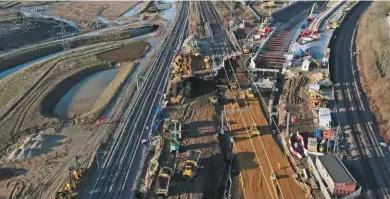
88, 2, 188, 198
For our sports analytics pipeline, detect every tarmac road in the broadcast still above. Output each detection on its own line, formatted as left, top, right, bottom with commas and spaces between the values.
330, 2, 390, 198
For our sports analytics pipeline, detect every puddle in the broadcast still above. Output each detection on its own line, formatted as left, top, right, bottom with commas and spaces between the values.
0, 52, 63, 80
122, 3, 143, 18
54, 69, 118, 119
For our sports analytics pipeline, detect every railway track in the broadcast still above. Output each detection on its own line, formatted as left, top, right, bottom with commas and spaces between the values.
198, 1, 234, 55
88, 2, 188, 199
331, 2, 390, 198
340, 84, 384, 198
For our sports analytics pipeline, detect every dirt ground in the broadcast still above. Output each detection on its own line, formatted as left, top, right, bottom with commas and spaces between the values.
166, 95, 224, 199
51, 1, 140, 26
225, 100, 308, 199
97, 41, 150, 62
0, 39, 154, 198
212, 1, 256, 26
253, 1, 289, 17
188, 1, 202, 36
0, 18, 76, 51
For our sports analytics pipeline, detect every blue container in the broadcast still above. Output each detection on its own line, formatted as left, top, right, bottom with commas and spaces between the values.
316, 128, 323, 138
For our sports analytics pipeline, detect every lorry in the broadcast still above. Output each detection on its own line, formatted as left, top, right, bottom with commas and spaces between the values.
183, 150, 202, 179
155, 167, 173, 197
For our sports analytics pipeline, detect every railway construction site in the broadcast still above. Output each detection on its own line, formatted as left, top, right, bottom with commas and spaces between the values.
0, 1, 380, 199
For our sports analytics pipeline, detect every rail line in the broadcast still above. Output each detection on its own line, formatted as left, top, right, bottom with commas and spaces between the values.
340, 84, 382, 199
88, 2, 188, 198
198, 1, 234, 55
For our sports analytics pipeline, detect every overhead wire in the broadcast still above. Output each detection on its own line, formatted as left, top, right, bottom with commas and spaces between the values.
225, 58, 286, 199
222, 64, 276, 199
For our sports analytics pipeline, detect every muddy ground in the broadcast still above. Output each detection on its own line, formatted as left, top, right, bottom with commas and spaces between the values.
0, 17, 77, 52
0, 24, 158, 74
97, 40, 149, 62
0, 39, 154, 198
51, 1, 140, 28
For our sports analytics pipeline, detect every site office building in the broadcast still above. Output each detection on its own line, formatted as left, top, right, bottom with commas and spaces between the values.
315, 155, 357, 195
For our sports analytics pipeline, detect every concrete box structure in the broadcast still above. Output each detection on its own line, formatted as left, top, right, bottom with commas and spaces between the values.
318, 108, 331, 128
316, 155, 356, 195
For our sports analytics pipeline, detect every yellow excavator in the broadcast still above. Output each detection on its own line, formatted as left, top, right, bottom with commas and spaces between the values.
183, 150, 201, 179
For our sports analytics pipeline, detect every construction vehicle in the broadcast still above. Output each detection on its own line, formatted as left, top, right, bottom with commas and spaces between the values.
243, 45, 251, 54
249, 123, 260, 136
170, 120, 182, 140
156, 167, 173, 197
172, 54, 192, 76
312, 58, 320, 67
183, 150, 202, 179
209, 96, 218, 105
55, 166, 77, 199
192, 40, 201, 57
261, 17, 270, 26
203, 56, 211, 71
163, 118, 170, 132
245, 88, 255, 99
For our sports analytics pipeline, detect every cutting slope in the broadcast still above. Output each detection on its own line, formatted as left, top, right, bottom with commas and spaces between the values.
225, 100, 306, 199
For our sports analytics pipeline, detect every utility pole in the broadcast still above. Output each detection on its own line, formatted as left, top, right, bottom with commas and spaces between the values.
54, 20, 70, 51
220, 107, 249, 135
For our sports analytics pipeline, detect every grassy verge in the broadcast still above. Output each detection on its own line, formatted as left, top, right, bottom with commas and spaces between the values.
356, 2, 390, 140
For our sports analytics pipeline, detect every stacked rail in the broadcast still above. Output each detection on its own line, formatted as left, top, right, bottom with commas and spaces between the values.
255, 31, 295, 68
88, 2, 189, 199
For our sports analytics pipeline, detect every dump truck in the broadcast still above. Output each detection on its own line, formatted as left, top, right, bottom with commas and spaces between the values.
183, 150, 201, 179
156, 167, 173, 197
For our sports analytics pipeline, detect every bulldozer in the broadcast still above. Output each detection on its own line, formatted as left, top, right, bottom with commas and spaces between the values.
183, 150, 201, 179
249, 123, 260, 136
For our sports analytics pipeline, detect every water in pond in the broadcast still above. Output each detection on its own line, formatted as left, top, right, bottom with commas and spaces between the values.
54, 69, 118, 119
0, 52, 63, 80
